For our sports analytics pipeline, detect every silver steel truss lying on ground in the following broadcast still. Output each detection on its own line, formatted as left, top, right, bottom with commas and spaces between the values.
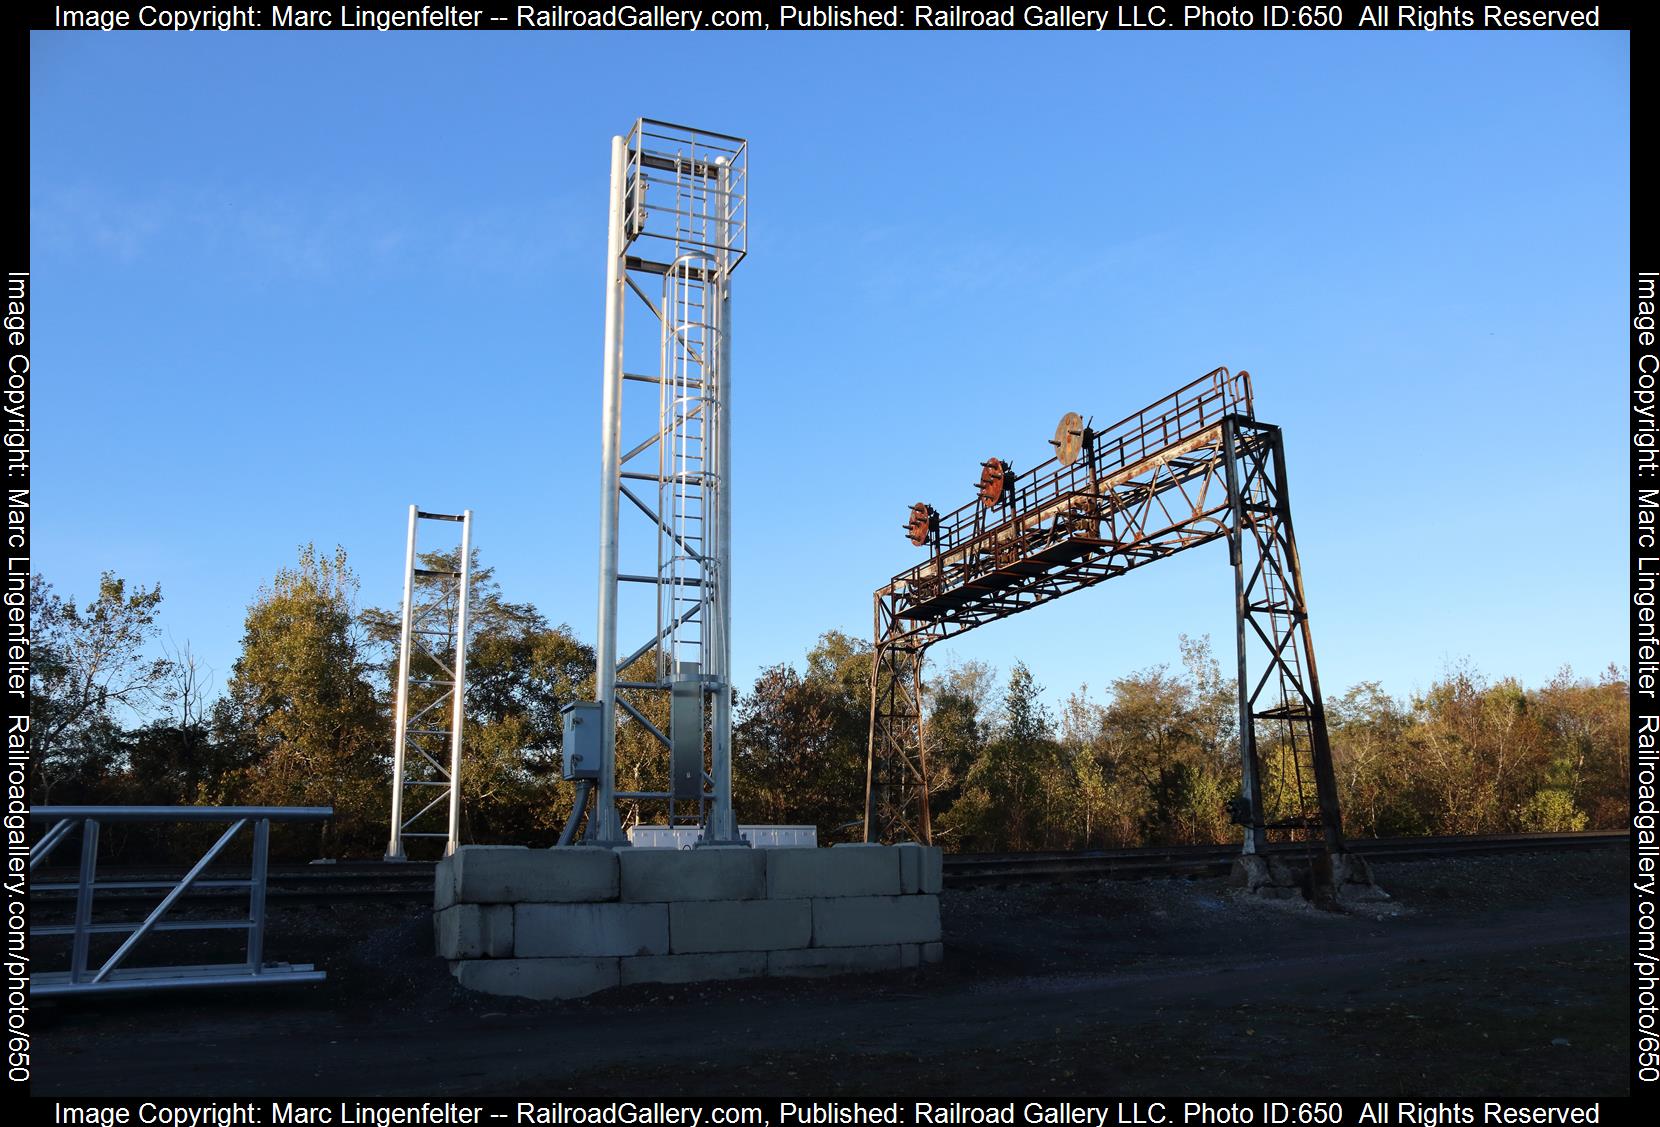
29, 805, 332, 996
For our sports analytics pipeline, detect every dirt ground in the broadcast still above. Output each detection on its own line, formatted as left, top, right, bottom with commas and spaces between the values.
28, 847, 1631, 1098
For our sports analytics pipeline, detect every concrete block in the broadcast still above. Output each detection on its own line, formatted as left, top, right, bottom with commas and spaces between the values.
900, 941, 946, 966
449, 845, 618, 904
669, 899, 812, 954
1332, 853, 1389, 900
620, 951, 767, 986
434, 851, 459, 910
435, 845, 550, 909
812, 894, 941, 947
896, 843, 944, 895
434, 904, 513, 959
619, 846, 766, 903
452, 957, 618, 1000
767, 845, 901, 899
1229, 854, 1301, 895
515, 902, 669, 958
768, 944, 903, 978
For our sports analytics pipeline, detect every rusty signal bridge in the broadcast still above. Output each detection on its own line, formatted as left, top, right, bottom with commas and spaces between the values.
863, 367, 1349, 872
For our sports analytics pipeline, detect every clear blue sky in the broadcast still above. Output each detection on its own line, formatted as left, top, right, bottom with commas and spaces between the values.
30, 30, 1629, 714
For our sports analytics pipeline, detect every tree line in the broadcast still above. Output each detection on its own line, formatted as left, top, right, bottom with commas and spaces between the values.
29, 547, 1629, 860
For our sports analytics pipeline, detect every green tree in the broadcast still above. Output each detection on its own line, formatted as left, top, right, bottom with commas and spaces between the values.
734, 631, 872, 839
1143, 760, 1229, 844
941, 661, 1056, 850
1409, 663, 1544, 834
1515, 776, 1588, 833
463, 611, 593, 843
1326, 681, 1420, 837
1090, 658, 1233, 846
734, 662, 852, 832
362, 548, 595, 846
215, 545, 385, 856
28, 572, 173, 804
1059, 687, 1111, 846
125, 642, 250, 808
1179, 633, 1237, 764
922, 659, 994, 833
1532, 664, 1628, 830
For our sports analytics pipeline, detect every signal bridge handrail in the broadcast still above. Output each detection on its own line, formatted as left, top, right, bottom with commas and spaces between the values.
891, 367, 1253, 591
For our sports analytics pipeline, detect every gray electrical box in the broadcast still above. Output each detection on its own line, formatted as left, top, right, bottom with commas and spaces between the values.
560, 701, 603, 781
670, 668, 704, 801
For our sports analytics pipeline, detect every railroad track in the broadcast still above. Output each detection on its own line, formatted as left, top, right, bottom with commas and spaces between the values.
27, 861, 442, 907
30, 831, 1625, 905
943, 830, 1628, 885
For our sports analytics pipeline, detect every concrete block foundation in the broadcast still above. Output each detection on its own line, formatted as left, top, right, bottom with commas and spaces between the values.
897, 842, 944, 895
811, 894, 941, 948
434, 904, 513, 959
619, 846, 766, 902
767, 843, 901, 899
515, 902, 669, 958
436, 845, 618, 909
1231, 851, 1389, 903
452, 956, 619, 1000
669, 898, 812, 954
437, 842, 944, 999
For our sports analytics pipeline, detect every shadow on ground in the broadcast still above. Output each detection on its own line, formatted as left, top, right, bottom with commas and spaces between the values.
30, 847, 1630, 1097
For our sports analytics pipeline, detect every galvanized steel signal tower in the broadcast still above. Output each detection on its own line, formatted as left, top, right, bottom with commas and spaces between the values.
591, 120, 747, 845
865, 369, 1350, 874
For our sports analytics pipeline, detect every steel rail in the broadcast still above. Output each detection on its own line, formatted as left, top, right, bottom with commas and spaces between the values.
29, 832, 1625, 904
943, 831, 1628, 885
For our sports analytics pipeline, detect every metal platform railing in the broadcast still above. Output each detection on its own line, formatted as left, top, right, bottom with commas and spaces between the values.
29, 805, 332, 997
904, 367, 1252, 582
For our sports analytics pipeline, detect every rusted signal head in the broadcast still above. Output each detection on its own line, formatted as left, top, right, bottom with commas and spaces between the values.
978, 458, 1014, 507
904, 502, 940, 547
1051, 412, 1085, 466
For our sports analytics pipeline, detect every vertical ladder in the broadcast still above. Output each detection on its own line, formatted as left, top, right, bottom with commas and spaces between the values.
1255, 530, 1321, 830
659, 256, 711, 681
656, 144, 722, 685
651, 139, 725, 829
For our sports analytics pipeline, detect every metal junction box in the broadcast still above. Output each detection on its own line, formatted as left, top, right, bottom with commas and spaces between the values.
670, 674, 704, 800
560, 701, 603, 781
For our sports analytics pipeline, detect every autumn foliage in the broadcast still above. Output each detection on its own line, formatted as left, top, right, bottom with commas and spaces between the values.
29, 553, 1629, 859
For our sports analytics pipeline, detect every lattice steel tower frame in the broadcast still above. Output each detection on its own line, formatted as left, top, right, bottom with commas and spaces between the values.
591, 120, 747, 845
865, 369, 1348, 869
385, 505, 473, 860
